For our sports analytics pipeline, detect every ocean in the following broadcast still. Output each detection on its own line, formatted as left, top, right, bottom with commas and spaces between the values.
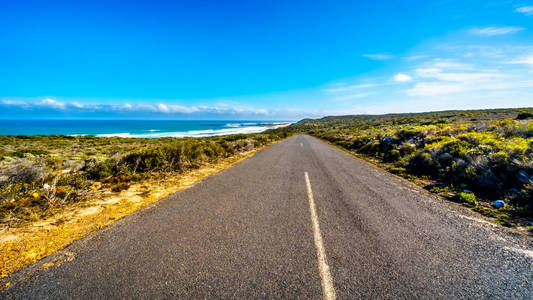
0, 120, 291, 138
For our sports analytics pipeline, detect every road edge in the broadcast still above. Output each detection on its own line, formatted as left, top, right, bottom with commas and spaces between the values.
0, 138, 286, 289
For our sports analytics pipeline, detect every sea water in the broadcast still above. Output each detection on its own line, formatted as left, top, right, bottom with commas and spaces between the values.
0, 120, 290, 137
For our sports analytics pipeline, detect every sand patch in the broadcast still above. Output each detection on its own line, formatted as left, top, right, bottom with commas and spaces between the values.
77, 207, 101, 217
0, 234, 18, 243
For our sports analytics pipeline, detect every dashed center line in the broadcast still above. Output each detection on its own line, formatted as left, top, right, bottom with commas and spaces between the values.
300, 142, 303, 147
304, 172, 336, 300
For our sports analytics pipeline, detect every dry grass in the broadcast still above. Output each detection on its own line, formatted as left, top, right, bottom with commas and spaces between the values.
0, 147, 263, 281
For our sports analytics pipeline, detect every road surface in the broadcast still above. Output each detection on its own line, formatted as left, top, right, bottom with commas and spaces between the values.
3, 135, 532, 299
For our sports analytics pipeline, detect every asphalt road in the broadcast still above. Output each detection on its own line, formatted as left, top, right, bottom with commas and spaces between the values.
3, 135, 532, 299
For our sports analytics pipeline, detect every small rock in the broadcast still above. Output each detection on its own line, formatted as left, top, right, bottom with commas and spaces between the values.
493, 200, 505, 208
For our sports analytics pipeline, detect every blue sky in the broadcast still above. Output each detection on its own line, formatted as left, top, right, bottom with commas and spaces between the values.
1, 0, 533, 120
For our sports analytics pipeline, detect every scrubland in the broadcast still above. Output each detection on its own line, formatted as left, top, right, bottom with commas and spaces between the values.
0, 132, 286, 278
0, 133, 285, 226
276, 108, 533, 229
2, 108, 532, 280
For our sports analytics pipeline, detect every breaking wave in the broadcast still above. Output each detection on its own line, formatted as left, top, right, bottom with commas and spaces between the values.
96, 123, 290, 138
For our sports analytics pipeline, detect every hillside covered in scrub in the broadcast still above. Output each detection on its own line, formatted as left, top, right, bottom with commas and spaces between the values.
275, 108, 533, 224
0, 132, 287, 227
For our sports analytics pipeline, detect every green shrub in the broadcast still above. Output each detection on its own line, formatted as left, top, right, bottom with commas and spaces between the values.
496, 214, 512, 227
408, 152, 437, 175
83, 159, 119, 180
456, 192, 477, 207
516, 112, 533, 120
280, 108, 533, 217
2, 149, 50, 158
388, 149, 401, 162
440, 139, 471, 158
0, 163, 47, 185
388, 167, 406, 174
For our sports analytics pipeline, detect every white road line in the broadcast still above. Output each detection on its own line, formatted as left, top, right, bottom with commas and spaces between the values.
300, 142, 303, 147
304, 172, 336, 300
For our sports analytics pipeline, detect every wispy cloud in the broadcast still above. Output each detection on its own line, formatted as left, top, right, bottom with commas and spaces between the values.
415, 68, 508, 81
394, 73, 412, 82
431, 60, 474, 70
336, 23, 533, 113
507, 55, 533, 65
1, 99, 29, 108
38, 98, 66, 110
323, 81, 381, 103
157, 103, 200, 114
516, 6, 533, 16
406, 82, 468, 96
406, 79, 533, 96
71, 102, 85, 108
331, 40, 533, 112
469, 26, 524, 36
362, 54, 393, 60
405, 55, 428, 61
403, 46, 533, 96
0, 98, 271, 117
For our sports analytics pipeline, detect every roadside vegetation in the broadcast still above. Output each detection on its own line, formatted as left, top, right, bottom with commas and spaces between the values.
0, 132, 286, 227
0, 132, 287, 280
274, 108, 533, 229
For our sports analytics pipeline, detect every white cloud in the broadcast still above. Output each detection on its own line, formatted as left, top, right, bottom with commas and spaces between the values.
157, 103, 200, 114
39, 98, 66, 110
391, 43, 533, 99
157, 103, 170, 113
144, 103, 269, 115
322, 38, 533, 114
516, 6, 533, 16
362, 54, 393, 60
1, 99, 29, 108
0, 99, 271, 116
416, 68, 442, 76
469, 26, 524, 36
432, 60, 473, 70
406, 82, 469, 96
405, 55, 428, 61
135, 104, 157, 112
71, 102, 84, 108
394, 73, 412, 82
438, 72, 508, 81
406, 77, 533, 97
507, 55, 533, 65
415, 68, 508, 81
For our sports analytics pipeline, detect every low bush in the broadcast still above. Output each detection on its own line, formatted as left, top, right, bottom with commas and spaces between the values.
0, 132, 285, 226
0, 162, 47, 186
516, 112, 533, 120
274, 108, 533, 218
456, 192, 477, 207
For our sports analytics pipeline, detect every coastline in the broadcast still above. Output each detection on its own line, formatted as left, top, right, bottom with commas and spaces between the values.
94, 122, 292, 138
0, 120, 292, 138
0, 136, 284, 280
